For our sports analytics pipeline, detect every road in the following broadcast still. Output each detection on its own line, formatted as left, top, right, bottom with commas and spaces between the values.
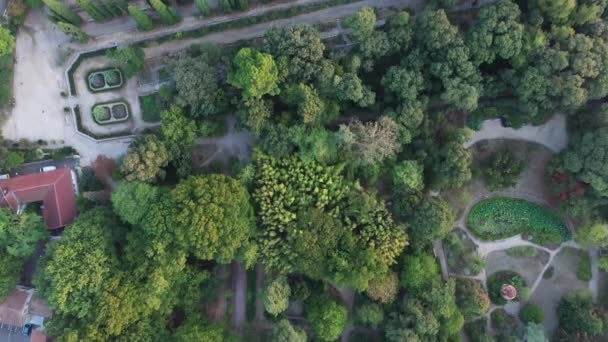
7, 157, 79, 177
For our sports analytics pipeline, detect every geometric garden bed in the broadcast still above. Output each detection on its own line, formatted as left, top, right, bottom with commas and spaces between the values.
92, 101, 131, 125
87, 68, 124, 93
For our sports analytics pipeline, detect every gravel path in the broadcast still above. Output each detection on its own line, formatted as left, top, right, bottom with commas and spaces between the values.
232, 261, 247, 333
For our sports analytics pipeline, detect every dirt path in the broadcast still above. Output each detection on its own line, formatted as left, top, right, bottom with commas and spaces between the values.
232, 261, 247, 333
254, 262, 266, 322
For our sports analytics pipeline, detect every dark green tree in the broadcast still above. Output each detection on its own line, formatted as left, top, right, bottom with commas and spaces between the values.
107, 46, 145, 78
43, 0, 82, 25
128, 5, 154, 31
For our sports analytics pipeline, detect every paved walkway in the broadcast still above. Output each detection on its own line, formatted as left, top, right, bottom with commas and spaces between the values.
465, 114, 568, 153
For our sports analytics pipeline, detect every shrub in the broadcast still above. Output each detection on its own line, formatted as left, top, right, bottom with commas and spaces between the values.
104, 69, 120, 85
487, 271, 527, 305
520, 303, 544, 323
558, 290, 605, 337
543, 266, 554, 279
577, 253, 593, 281
128, 5, 154, 31
467, 197, 570, 243
491, 308, 516, 331
263, 276, 290, 316
482, 150, 525, 190
93, 106, 110, 122
356, 303, 384, 328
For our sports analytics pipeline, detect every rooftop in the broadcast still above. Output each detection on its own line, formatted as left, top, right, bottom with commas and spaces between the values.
0, 168, 77, 229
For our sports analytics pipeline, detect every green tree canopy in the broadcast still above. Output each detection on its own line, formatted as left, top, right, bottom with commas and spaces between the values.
400, 254, 440, 293
121, 135, 170, 183
0, 28, 15, 57
228, 48, 280, 99
263, 25, 325, 82
171, 174, 255, 263
263, 276, 291, 316
307, 295, 348, 341
111, 181, 161, 226
107, 46, 145, 78
409, 197, 456, 245
557, 290, 605, 337
269, 319, 307, 342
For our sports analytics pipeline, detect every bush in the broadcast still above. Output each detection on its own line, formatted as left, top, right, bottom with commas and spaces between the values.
520, 303, 544, 324
263, 276, 291, 316
543, 266, 554, 279
467, 197, 570, 243
104, 69, 121, 86
356, 303, 384, 328
577, 253, 593, 281
482, 150, 525, 190
93, 106, 111, 122
558, 290, 605, 337
487, 271, 527, 305
307, 295, 348, 341
491, 308, 516, 332
365, 271, 398, 304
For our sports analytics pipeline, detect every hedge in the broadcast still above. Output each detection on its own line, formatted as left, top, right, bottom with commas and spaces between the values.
136, 0, 363, 47
67, 48, 115, 96
467, 197, 570, 243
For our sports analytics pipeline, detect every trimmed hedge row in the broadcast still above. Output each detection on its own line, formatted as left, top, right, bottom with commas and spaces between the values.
467, 197, 570, 243
67, 48, 115, 96
137, 0, 363, 47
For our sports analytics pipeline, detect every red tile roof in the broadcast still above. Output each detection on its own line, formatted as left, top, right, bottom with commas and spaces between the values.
31, 330, 50, 342
0, 288, 31, 326
0, 169, 77, 229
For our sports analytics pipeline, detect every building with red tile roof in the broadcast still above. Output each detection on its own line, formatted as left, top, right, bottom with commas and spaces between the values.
0, 168, 77, 230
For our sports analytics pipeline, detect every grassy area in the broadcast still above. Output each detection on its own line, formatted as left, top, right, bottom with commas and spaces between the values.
0, 53, 14, 110
577, 253, 592, 281
505, 246, 539, 258
139, 93, 166, 122
467, 197, 570, 243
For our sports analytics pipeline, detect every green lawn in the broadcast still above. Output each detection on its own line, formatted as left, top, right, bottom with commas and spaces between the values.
467, 197, 570, 243
139, 93, 165, 122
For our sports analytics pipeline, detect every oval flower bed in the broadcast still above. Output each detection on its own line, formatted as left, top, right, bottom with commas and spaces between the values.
467, 197, 570, 244
87, 68, 124, 92
92, 101, 131, 125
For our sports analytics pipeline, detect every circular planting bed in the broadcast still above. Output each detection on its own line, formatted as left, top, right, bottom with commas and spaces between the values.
92, 101, 131, 125
487, 271, 528, 305
87, 68, 124, 92
467, 197, 570, 244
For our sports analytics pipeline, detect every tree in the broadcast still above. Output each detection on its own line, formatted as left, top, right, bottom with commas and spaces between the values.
57, 22, 89, 44
269, 319, 307, 342
35, 208, 119, 319
356, 303, 384, 328
160, 105, 198, 177
429, 128, 472, 190
455, 278, 490, 320
365, 271, 399, 304
237, 98, 273, 136
525, 323, 546, 342
171, 175, 255, 263
576, 223, 608, 247
173, 320, 233, 342
78, 0, 108, 21
263, 25, 325, 82
229, 48, 279, 99
150, 0, 179, 25
307, 295, 348, 341
400, 254, 440, 293
537, 0, 576, 24
411, 197, 455, 246
194, 0, 210, 16
0, 28, 15, 57
43, 0, 82, 25
520, 303, 544, 324
337, 116, 401, 166
482, 149, 525, 190
392, 160, 424, 193
386, 10, 413, 54
466, 0, 524, 65
333, 72, 375, 107
128, 5, 154, 31
172, 52, 224, 117
281, 83, 325, 125
0, 253, 22, 301
263, 277, 291, 316
121, 135, 170, 183
0, 208, 47, 258
111, 182, 160, 226
557, 290, 605, 337
107, 46, 145, 78
4, 151, 24, 169
344, 8, 390, 67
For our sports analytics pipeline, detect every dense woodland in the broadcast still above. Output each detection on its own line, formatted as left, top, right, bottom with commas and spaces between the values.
3, 0, 608, 341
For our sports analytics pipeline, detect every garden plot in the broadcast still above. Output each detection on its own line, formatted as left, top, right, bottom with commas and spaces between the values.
528, 247, 590, 333
87, 68, 124, 92
486, 247, 549, 288
92, 101, 131, 125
